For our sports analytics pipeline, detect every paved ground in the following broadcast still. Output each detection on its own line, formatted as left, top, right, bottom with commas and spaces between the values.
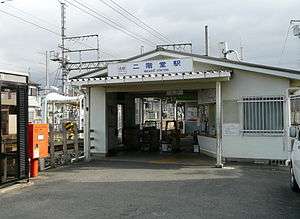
0, 158, 300, 219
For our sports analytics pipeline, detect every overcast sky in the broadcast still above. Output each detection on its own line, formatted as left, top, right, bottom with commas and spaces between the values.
0, 0, 299, 85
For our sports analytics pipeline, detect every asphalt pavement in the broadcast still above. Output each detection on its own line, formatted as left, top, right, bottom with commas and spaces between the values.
0, 160, 300, 219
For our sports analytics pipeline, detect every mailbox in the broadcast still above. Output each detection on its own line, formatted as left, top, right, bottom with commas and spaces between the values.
28, 124, 49, 177
28, 124, 49, 159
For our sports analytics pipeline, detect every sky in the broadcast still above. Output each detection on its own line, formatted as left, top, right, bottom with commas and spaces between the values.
0, 0, 299, 86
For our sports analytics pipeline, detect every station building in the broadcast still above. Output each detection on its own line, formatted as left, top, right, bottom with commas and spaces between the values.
70, 48, 300, 163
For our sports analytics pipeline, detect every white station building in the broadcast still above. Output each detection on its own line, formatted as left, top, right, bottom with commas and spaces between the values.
69, 48, 300, 163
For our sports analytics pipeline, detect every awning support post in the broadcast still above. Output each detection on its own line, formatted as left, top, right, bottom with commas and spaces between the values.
84, 87, 91, 161
216, 81, 223, 168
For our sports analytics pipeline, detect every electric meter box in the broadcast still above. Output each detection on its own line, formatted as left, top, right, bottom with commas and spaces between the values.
28, 124, 49, 159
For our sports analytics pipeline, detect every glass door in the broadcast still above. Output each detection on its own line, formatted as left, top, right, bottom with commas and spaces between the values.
0, 85, 18, 184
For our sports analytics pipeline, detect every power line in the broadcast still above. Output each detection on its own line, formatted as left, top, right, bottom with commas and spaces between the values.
0, 7, 117, 59
68, 0, 156, 46
65, 0, 156, 46
4, 3, 59, 30
97, 0, 171, 44
0, 8, 60, 36
106, 0, 172, 43
74, 40, 118, 58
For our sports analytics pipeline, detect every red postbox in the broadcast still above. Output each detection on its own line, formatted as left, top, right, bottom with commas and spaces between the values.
28, 124, 49, 177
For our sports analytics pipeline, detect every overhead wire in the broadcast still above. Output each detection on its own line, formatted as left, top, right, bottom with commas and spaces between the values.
97, 0, 171, 44
4, 3, 59, 30
0, 8, 60, 36
0, 6, 117, 59
106, 0, 172, 43
65, 0, 156, 47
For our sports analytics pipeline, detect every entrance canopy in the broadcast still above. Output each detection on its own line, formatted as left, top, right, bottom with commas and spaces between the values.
70, 70, 231, 87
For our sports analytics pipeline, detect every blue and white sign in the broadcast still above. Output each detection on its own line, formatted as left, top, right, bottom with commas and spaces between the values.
108, 58, 193, 77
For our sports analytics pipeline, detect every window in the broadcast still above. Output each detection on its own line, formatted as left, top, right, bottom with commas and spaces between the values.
241, 96, 284, 135
28, 87, 37, 96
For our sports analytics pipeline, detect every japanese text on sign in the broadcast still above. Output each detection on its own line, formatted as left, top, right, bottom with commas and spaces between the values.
108, 58, 193, 77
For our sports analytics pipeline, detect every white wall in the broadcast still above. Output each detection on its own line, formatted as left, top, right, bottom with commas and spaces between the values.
90, 86, 107, 154
222, 70, 290, 100
222, 70, 290, 160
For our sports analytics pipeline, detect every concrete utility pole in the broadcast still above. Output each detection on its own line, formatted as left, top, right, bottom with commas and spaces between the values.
61, 2, 67, 94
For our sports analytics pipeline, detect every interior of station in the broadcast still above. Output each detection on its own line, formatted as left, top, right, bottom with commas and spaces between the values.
105, 86, 217, 163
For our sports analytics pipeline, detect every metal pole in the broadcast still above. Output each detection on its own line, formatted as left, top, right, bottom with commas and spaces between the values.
84, 87, 91, 161
205, 25, 209, 56
45, 51, 48, 90
216, 81, 223, 168
79, 51, 82, 73
49, 124, 55, 168
61, 2, 67, 94
286, 88, 292, 154
97, 35, 100, 61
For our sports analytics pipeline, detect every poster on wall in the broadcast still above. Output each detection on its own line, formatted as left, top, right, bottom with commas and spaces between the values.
108, 58, 193, 77
186, 107, 198, 121
223, 123, 240, 136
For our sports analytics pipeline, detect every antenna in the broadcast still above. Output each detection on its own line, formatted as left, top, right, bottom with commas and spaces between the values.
219, 42, 241, 61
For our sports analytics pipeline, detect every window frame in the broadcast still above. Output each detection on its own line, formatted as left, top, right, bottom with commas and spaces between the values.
239, 96, 285, 136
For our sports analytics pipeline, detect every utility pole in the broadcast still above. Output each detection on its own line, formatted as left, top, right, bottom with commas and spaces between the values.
61, 2, 67, 94
45, 51, 49, 90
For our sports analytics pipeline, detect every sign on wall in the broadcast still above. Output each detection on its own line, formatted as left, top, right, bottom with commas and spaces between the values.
108, 58, 193, 77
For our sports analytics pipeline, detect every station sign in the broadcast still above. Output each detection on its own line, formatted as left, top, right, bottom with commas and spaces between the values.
108, 58, 193, 77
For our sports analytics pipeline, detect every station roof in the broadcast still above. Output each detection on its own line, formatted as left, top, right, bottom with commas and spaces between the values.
70, 48, 300, 81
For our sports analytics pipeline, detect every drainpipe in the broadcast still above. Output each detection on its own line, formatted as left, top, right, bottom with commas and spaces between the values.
216, 81, 223, 168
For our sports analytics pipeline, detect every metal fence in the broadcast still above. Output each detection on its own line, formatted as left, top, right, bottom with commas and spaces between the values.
239, 96, 284, 135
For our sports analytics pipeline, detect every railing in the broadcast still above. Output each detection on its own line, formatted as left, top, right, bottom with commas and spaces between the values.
47, 121, 84, 168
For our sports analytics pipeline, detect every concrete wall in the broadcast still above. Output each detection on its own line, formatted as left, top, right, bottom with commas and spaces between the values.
90, 86, 107, 154
222, 70, 290, 160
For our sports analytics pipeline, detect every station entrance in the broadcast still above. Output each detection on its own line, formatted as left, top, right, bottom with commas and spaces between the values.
104, 88, 217, 165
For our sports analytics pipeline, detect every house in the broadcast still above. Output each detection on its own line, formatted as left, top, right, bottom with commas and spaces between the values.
69, 48, 300, 163
28, 80, 42, 123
